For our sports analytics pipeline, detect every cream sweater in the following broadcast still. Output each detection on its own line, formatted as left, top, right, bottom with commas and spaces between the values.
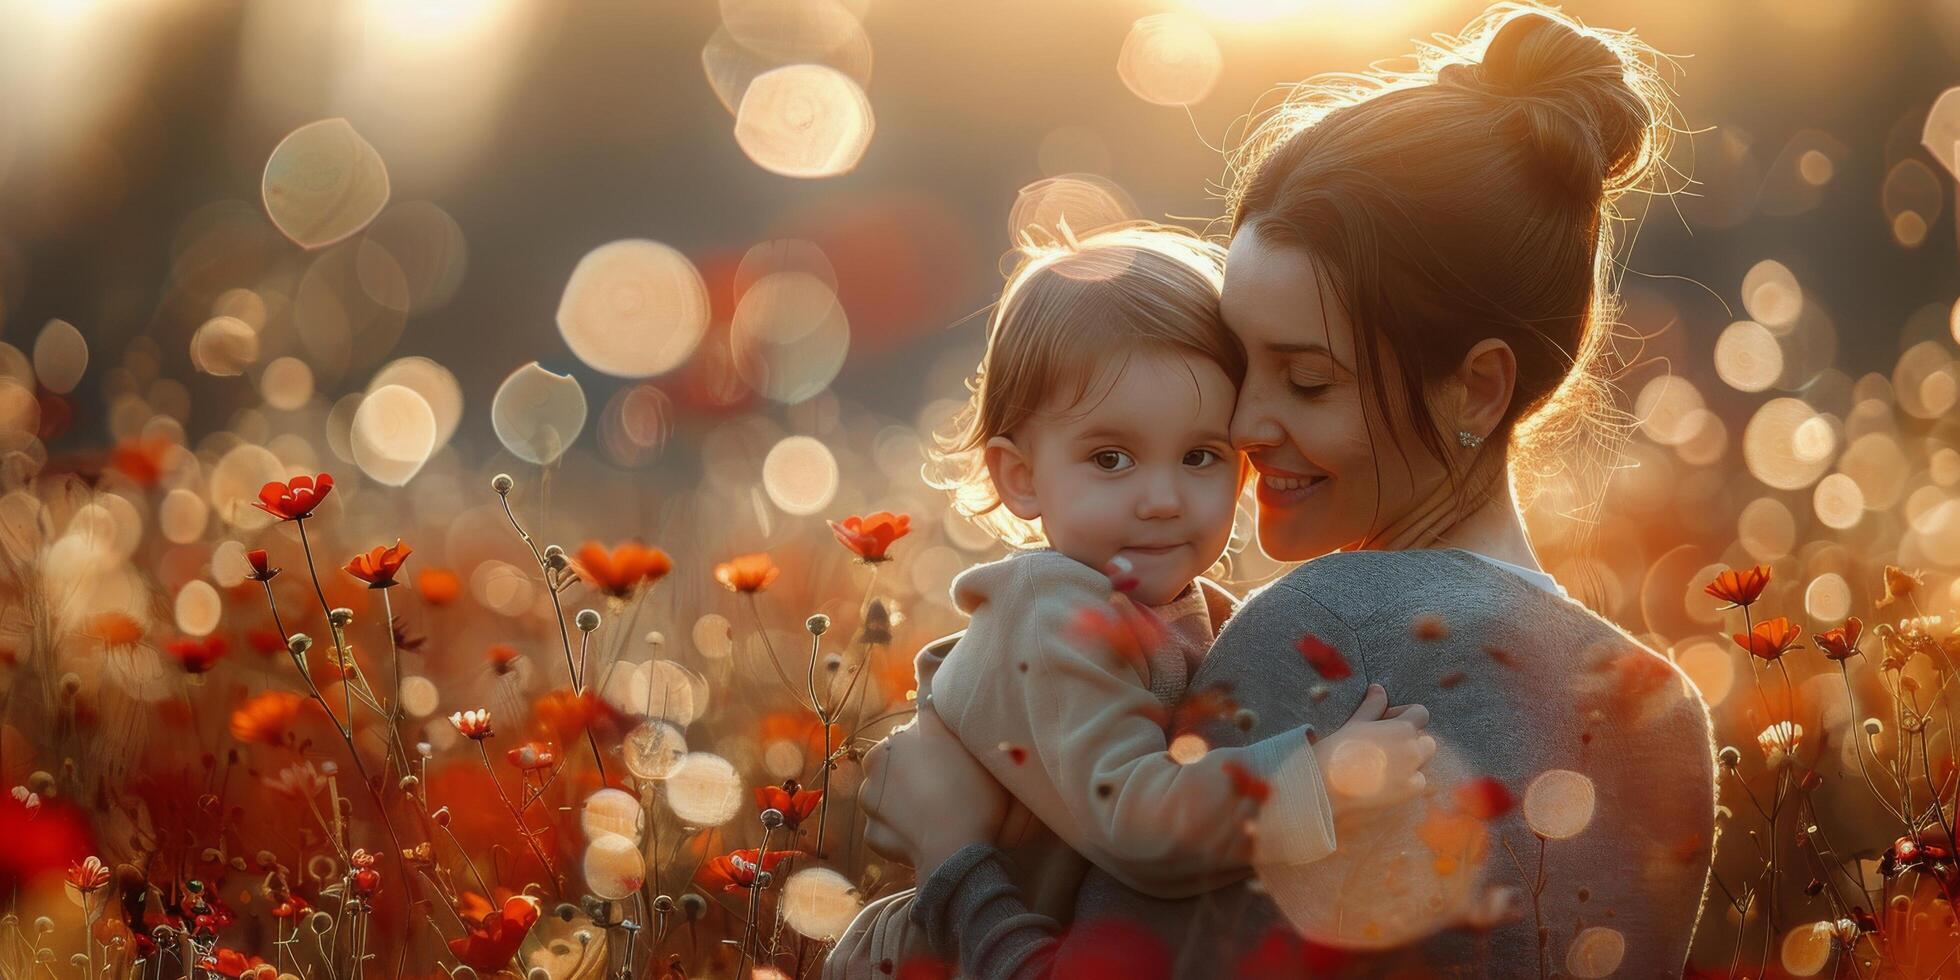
823, 549, 1337, 979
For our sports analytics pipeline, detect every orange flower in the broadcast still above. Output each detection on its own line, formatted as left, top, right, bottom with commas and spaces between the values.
253, 473, 333, 521
532, 689, 617, 742
84, 612, 145, 647
345, 539, 412, 589
694, 848, 802, 893
230, 691, 306, 744
450, 709, 493, 740
486, 643, 520, 675
714, 553, 780, 593
66, 856, 109, 893
1704, 564, 1770, 609
1734, 616, 1803, 662
1814, 617, 1863, 662
167, 636, 227, 674
755, 780, 823, 830
447, 894, 541, 973
828, 512, 911, 563
573, 540, 674, 599
1878, 565, 1922, 608
416, 567, 462, 606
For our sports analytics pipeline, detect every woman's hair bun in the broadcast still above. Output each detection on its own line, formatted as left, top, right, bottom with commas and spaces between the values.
1452, 9, 1662, 203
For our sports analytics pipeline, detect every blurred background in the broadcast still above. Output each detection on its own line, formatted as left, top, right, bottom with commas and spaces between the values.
2, 0, 1960, 973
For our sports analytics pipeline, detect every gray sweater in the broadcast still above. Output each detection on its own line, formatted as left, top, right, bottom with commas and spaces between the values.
912, 548, 1719, 978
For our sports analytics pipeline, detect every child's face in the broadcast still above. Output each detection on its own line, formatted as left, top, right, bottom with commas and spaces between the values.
991, 349, 1244, 606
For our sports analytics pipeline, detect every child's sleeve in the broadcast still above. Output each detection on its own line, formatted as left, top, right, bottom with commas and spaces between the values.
928, 556, 1336, 900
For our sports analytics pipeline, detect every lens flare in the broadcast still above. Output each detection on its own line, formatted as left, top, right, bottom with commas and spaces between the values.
261, 118, 391, 250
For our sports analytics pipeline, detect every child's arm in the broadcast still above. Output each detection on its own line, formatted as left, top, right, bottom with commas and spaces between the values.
928, 555, 1337, 899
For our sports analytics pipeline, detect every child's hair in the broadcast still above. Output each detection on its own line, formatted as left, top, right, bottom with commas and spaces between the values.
1225, 1, 1676, 529
924, 222, 1241, 549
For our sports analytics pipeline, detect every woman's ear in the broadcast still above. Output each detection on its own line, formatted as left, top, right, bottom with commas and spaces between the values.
1453, 338, 1517, 442
984, 436, 1042, 521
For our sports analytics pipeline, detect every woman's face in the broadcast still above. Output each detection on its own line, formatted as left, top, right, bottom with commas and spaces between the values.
1220, 227, 1455, 561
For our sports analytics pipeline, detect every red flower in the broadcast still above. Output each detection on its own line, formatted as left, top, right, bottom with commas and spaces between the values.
230, 691, 305, 745
1222, 760, 1271, 804
1454, 777, 1516, 820
755, 780, 823, 830
349, 849, 380, 897
447, 894, 541, 973
828, 512, 911, 563
1296, 634, 1352, 681
572, 540, 674, 599
1814, 617, 1863, 662
714, 553, 780, 593
344, 538, 412, 589
1704, 564, 1770, 609
506, 741, 558, 772
252, 473, 333, 521
66, 856, 109, 893
167, 636, 227, 674
1733, 617, 1802, 662
244, 549, 279, 583
203, 948, 272, 979
693, 848, 802, 893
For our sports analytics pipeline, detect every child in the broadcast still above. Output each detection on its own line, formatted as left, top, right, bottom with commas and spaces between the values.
825, 224, 1433, 978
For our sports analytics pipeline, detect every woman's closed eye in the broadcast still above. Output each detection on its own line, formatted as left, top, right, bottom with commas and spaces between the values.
1288, 379, 1332, 398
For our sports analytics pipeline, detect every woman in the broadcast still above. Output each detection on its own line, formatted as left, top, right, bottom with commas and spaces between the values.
858, 5, 1718, 977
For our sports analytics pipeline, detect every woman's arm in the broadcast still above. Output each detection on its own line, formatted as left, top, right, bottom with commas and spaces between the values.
859, 704, 1058, 979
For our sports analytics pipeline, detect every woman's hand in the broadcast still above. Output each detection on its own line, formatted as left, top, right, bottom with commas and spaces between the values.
859, 700, 1011, 873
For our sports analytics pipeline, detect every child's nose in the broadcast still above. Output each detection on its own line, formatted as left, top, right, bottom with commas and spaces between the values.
1135, 471, 1182, 519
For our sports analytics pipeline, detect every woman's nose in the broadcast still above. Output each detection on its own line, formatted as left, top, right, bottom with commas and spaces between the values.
1230, 384, 1283, 452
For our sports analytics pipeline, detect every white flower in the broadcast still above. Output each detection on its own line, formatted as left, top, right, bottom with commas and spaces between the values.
1757, 721, 1804, 767
266, 762, 329, 798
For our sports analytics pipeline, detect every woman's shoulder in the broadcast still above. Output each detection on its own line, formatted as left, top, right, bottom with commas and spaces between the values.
1241, 549, 1489, 620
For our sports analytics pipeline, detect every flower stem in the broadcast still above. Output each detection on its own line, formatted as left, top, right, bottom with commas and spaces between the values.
746, 592, 815, 712
477, 741, 560, 893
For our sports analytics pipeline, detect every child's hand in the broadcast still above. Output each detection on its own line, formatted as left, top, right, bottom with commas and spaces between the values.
1312, 683, 1436, 819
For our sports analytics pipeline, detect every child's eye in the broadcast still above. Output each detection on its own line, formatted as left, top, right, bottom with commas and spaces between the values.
1091, 450, 1134, 472
1184, 449, 1222, 468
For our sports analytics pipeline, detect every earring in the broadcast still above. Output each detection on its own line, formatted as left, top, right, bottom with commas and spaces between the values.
1457, 430, 1484, 449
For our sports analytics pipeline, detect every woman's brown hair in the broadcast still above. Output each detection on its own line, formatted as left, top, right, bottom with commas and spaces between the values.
1227, 2, 1676, 523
